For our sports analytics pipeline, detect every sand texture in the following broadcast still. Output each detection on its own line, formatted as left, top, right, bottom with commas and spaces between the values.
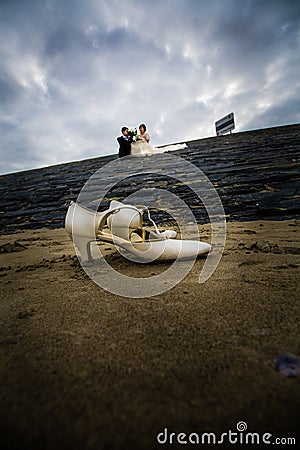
1, 220, 299, 449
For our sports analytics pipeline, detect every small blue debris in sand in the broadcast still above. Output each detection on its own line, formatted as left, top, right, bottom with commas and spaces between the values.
273, 354, 300, 378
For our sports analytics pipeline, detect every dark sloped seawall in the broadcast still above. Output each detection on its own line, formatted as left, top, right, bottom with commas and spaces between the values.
0, 124, 299, 233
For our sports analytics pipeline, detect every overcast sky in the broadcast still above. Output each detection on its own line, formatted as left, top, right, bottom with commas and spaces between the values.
0, 0, 299, 174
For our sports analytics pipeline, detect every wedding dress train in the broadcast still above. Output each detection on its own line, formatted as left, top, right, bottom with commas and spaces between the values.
131, 140, 187, 156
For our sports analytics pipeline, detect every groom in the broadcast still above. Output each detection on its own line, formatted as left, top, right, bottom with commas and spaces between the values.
117, 126, 132, 158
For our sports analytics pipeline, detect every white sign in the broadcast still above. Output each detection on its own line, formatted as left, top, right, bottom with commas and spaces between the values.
215, 112, 235, 135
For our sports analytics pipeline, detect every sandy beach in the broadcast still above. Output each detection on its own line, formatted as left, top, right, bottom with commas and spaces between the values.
1, 219, 299, 449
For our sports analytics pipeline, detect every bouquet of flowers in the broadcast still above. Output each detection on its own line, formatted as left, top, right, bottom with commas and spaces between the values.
127, 128, 137, 140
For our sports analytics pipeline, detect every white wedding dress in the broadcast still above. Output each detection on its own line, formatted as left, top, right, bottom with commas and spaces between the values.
131, 132, 187, 156
131, 132, 154, 156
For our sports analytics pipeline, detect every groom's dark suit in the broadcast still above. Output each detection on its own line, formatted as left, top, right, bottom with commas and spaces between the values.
117, 135, 131, 158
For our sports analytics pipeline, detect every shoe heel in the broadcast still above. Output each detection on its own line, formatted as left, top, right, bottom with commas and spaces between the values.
74, 236, 93, 262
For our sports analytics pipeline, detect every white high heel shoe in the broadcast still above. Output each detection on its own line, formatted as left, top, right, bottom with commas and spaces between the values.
65, 200, 211, 263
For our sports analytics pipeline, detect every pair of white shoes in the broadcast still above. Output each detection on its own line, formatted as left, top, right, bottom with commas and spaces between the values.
65, 200, 211, 263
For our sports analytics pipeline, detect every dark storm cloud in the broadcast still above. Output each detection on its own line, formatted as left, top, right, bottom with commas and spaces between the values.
0, 75, 22, 104
245, 96, 300, 131
0, 0, 299, 174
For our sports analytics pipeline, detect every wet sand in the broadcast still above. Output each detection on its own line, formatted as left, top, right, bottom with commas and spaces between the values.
1, 220, 299, 449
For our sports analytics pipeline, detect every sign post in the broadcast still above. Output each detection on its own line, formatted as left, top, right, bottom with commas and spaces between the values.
215, 113, 235, 136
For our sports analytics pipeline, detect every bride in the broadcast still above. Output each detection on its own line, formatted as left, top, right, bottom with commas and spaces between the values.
130, 123, 187, 156
131, 123, 153, 156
